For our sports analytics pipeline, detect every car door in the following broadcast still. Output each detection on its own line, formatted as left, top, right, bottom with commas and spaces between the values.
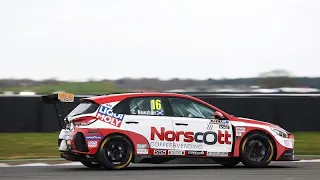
168, 97, 233, 157
118, 96, 175, 155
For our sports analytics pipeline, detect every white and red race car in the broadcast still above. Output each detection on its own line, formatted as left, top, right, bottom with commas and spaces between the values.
43, 92, 296, 169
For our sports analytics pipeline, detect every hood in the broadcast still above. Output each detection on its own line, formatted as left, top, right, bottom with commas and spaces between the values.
233, 117, 279, 128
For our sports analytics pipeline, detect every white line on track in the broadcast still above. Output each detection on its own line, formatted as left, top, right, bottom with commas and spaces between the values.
1, 159, 320, 168
0, 162, 82, 167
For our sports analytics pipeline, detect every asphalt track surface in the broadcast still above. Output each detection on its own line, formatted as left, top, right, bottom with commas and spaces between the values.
1, 161, 320, 180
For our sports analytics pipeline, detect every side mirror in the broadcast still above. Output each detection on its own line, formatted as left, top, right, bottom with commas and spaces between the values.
214, 111, 225, 120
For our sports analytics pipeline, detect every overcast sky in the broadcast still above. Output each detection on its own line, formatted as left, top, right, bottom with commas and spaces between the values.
0, 0, 319, 81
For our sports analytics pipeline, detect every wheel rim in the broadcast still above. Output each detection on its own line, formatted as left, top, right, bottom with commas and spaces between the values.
104, 141, 128, 165
244, 139, 268, 162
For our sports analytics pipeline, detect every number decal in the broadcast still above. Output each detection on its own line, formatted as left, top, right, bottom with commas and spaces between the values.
151, 99, 162, 110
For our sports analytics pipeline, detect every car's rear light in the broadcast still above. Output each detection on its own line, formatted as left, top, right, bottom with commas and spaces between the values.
73, 116, 96, 126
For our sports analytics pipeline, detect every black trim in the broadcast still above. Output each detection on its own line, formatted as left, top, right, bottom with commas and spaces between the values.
60, 152, 93, 162
58, 139, 62, 147
230, 125, 236, 154
112, 98, 131, 114
277, 149, 295, 161
74, 132, 88, 152
163, 97, 174, 116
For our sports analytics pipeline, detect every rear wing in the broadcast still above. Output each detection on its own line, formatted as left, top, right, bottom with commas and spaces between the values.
42, 93, 75, 129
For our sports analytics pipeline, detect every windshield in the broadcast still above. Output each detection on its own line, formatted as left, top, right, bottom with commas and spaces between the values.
67, 101, 99, 117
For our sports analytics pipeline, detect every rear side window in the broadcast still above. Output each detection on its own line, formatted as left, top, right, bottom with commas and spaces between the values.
67, 101, 99, 117
129, 97, 165, 116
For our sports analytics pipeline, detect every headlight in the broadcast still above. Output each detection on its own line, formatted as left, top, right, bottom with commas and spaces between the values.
271, 127, 288, 138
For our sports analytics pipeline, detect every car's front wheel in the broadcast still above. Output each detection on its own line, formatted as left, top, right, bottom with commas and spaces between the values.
96, 135, 134, 170
240, 133, 275, 168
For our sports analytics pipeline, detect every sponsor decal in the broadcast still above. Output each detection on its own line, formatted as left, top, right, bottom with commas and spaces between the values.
207, 152, 228, 157
88, 129, 98, 134
87, 141, 98, 148
236, 127, 246, 133
283, 152, 293, 156
150, 127, 232, 145
137, 110, 164, 116
235, 132, 242, 140
236, 132, 242, 136
149, 142, 203, 149
74, 122, 89, 126
57, 93, 74, 102
137, 149, 149, 155
168, 150, 185, 156
85, 135, 103, 140
137, 144, 147, 149
211, 119, 229, 125
284, 140, 291, 147
153, 149, 167, 155
219, 125, 229, 129
187, 151, 205, 156
104, 103, 113, 108
95, 105, 125, 128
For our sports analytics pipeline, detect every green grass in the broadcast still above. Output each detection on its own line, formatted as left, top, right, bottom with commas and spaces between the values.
292, 132, 320, 155
0, 132, 60, 160
0, 132, 320, 160
0, 81, 128, 95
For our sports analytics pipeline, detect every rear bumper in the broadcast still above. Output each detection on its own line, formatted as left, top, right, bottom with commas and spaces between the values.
60, 152, 96, 162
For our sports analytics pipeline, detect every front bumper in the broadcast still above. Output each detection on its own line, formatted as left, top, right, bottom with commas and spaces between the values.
277, 149, 300, 161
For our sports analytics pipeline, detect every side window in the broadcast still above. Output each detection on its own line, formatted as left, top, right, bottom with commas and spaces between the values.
129, 97, 165, 116
168, 98, 215, 119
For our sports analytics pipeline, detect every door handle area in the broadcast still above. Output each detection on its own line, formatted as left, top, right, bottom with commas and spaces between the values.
125, 121, 139, 124
175, 123, 188, 126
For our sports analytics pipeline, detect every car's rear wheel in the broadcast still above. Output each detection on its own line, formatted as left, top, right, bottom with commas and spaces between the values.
96, 135, 133, 170
240, 133, 274, 168
214, 158, 240, 167
80, 161, 101, 169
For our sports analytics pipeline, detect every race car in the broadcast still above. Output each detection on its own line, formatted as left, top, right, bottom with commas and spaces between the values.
42, 92, 296, 169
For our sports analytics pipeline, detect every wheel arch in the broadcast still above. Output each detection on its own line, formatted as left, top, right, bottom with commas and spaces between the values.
239, 129, 278, 161
99, 132, 136, 162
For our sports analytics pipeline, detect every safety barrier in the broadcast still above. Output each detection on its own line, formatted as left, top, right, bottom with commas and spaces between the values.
1, 93, 319, 132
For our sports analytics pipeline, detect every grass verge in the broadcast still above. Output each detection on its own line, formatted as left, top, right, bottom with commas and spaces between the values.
0, 132, 320, 160
0, 132, 60, 160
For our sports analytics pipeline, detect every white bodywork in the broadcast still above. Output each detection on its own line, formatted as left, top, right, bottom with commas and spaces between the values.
58, 101, 293, 155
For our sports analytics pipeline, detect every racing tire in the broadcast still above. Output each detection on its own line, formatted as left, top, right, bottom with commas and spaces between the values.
80, 161, 102, 169
214, 158, 240, 167
240, 133, 274, 168
96, 135, 134, 170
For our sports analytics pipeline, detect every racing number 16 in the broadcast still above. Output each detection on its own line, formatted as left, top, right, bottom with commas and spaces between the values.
151, 99, 162, 110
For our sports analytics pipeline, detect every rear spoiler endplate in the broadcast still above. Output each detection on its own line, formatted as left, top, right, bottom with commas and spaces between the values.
42, 93, 75, 129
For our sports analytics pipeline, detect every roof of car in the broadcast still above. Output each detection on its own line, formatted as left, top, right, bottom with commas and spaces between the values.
82, 92, 197, 104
